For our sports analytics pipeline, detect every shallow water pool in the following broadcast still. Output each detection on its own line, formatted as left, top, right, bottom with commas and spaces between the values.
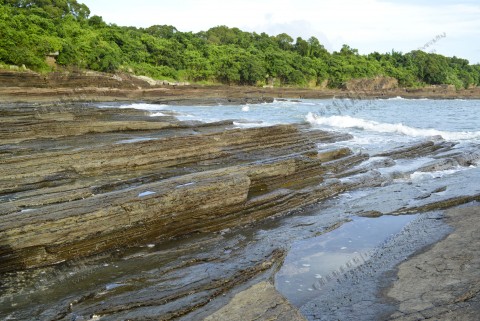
275, 214, 417, 306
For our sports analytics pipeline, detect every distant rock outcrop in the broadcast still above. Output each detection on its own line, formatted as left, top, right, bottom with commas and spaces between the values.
344, 76, 398, 91
0, 70, 164, 89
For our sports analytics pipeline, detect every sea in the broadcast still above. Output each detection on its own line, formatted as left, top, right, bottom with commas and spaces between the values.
112, 96, 480, 154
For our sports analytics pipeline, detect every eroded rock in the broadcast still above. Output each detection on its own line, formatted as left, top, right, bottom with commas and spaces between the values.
386, 206, 480, 320
0, 105, 357, 272
205, 282, 307, 321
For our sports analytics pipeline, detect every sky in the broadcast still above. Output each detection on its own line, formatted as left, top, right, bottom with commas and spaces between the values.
80, 0, 480, 64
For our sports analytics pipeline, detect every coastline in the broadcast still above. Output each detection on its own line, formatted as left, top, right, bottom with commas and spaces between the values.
1, 70, 480, 104
1, 74, 479, 320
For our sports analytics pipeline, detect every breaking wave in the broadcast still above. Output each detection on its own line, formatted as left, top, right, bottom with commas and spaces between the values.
119, 103, 167, 111
305, 112, 480, 141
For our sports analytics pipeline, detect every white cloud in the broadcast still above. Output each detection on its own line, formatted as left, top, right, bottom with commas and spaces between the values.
81, 0, 480, 63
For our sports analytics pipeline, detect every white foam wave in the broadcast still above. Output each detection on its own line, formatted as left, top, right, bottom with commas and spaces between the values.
305, 112, 480, 141
410, 168, 463, 182
273, 99, 300, 105
242, 106, 250, 112
378, 97, 430, 101
120, 103, 167, 111
149, 112, 167, 117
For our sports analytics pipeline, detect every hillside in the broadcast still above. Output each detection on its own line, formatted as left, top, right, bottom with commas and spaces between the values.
1, 0, 479, 89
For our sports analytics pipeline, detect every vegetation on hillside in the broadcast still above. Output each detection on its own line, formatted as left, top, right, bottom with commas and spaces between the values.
1, 0, 479, 88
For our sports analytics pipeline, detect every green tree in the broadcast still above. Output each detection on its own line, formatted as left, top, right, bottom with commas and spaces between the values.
1, 1, 478, 88
183, 49, 211, 81
87, 39, 121, 72
275, 33, 293, 51
294, 37, 309, 57
308, 37, 328, 59
238, 49, 266, 85
210, 45, 241, 84
146, 25, 177, 38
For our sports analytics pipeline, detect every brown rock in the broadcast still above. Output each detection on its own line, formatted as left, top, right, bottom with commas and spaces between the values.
204, 282, 307, 321
344, 76, 398, 91
0, 104, 360, 272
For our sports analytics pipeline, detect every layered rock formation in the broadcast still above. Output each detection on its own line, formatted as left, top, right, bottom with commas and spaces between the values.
1, 101, 480, 321
2, 69, 480, 105
0, 70, 149, 89
1, 104, 360, 272
2, 102, 476, 275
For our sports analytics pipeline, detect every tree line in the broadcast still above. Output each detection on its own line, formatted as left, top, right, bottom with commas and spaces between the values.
1, 0, 479, 89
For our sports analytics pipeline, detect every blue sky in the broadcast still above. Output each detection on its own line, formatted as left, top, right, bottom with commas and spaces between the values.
80, 0, 480, 63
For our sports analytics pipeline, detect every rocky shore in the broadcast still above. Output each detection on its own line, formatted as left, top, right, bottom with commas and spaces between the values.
0, 78, 479, 320
1, 69, 480, 105
0, 103, 357, 272
200, 203, 480, 321
386, 205, 480, 320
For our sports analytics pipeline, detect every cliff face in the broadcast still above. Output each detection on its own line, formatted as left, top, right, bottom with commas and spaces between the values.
0, 70, 48, 87
2, 69, 479, 105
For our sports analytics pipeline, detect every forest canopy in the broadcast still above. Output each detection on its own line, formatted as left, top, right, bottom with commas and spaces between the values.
1, 0, 479, 89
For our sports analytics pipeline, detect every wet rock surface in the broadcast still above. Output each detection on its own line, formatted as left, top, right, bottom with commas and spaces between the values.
204, 282, 307, 321
300, 211, 452, 321
0, 104, 356, 273
385, 206, 480, 321
0, 102, 479, 320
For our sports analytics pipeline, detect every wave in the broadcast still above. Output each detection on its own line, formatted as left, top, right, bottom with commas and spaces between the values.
378, 96, 430, 101
305, 112, 480, 141
119, 103, 167, 111
149, 112, 167, 117
273, 98, 296, 103
410, 168, 464, 182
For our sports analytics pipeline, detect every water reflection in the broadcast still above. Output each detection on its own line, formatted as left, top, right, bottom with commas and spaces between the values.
275, 214, 417, 306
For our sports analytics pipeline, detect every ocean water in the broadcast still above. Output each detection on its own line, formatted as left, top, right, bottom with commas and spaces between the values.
109, 97, 480, 210
113, 97, 480, 152
109, 97, 480, 189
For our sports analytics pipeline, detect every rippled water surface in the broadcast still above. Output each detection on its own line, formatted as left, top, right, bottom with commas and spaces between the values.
275, 214, 417, 306
110, 98, 480, 144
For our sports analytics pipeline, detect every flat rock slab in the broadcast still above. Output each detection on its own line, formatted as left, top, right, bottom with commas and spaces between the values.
386, 205, 480, 320
204, 281, 307, 321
